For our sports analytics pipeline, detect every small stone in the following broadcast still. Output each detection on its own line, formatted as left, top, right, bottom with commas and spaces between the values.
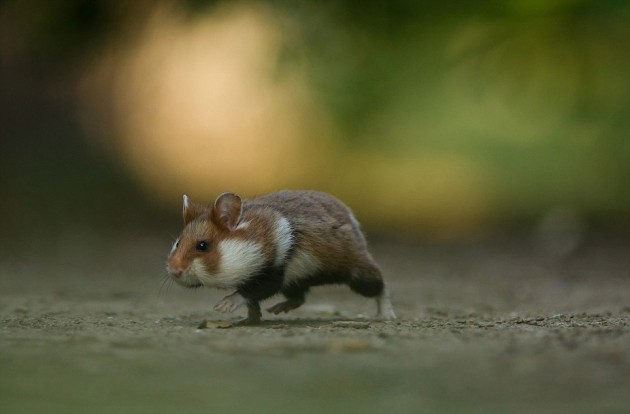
197, 319, 234, 329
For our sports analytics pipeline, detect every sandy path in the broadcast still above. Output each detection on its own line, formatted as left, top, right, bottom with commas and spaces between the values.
1, 236, 629, 413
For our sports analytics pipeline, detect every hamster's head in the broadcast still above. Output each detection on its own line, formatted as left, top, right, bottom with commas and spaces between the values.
166, 192, 249, 289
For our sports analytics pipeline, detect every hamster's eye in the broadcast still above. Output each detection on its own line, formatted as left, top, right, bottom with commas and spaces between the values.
175, 240, 180, 248
196, 241, 209, 252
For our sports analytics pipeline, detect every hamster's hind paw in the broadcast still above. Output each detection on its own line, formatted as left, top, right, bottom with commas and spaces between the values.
266, 298, 304, 315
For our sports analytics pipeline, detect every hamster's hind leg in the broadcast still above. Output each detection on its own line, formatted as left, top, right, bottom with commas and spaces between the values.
348, 260, 396, 321
267, 291, 306, 315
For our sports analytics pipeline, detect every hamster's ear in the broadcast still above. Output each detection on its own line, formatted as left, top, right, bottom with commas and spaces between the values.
183, 194, 205, 225
211, 192, 242, 231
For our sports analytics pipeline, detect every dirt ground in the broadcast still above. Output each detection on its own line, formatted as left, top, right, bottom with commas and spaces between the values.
1, 234, 629, 413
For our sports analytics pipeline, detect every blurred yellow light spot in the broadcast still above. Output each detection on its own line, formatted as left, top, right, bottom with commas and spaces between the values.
81, 2, 335, 201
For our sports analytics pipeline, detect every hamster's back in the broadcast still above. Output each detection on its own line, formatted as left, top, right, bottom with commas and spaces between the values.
247, 190, 350, 222
245, 190, 367, 263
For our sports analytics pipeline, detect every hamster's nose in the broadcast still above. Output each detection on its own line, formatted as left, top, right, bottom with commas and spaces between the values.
171, 268, 183, 278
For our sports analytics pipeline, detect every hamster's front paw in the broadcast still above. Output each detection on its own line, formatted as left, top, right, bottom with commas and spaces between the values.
214, 291, 246, 313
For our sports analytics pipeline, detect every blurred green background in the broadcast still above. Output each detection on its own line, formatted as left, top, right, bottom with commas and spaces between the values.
2, 0, 630, 250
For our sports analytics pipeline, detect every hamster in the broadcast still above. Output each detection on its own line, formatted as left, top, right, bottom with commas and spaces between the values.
166, 190, 396, 324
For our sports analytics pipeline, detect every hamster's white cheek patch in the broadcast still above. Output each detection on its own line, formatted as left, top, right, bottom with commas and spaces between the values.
213, 239, 265, 287
185, 259, 209, 285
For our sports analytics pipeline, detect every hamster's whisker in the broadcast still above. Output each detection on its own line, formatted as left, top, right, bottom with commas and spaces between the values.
159, 274, 173, 298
